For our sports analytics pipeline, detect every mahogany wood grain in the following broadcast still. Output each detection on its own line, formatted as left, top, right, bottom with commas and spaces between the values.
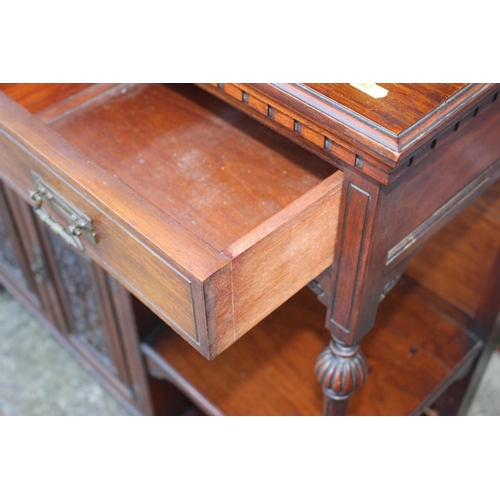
304, 84, 467, 135
222, 173, 341, 350
389, 99, 500, 252
396, 179, 500, 415
435, 246, 500, 416
0, 90, 226, 278
3, 82, 499, 416
259, 84, 498, 162
0, 182, 44, 310
0, 84, 342, 358
143, 282, 480, 416
326, 169, 404, 346
0, 84, 93, 114
49, 84, 335, 251
108, 277, 162, 415
0, 133, 201, 342
200, 83, 499, 184
0, 83, 168, 413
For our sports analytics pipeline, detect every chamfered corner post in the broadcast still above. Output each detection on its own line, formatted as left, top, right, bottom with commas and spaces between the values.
315, 168, 405, 415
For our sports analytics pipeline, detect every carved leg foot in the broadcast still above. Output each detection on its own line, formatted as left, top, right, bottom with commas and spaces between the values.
315, 338, 369, 416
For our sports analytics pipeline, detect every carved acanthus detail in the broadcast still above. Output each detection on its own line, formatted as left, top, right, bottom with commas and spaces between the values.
45, 229, 113, 367
315, 339, 369, 401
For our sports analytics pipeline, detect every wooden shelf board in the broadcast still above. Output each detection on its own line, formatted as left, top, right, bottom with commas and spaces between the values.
144, 280, 481, 416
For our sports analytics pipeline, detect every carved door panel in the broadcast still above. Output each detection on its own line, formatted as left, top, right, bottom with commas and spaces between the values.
0, 181, 44, 312
39, 225, 152, 412
0, 180, 154, 414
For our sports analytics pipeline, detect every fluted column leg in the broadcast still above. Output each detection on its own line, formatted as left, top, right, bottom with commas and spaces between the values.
315, 338, 369, 416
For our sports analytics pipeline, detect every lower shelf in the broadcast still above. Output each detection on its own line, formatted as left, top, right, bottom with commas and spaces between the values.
142, 278, 482, 416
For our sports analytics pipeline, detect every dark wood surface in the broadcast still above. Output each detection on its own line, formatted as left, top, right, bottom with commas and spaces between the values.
0, 184, 155, 415
0, 83, 343, 358
144, 281, 480, 416
303, 83, 467, 135
388, 101, 500, 253
145, 175, 500, 416
0, 180, 58, 327
0, 84, 159, 415
199, 83, 499, 184
2, 82, 500, 416
49, 83, 335, 251
0, 84, 93, 114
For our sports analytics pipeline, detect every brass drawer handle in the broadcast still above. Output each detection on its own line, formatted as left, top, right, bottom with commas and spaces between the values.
29, 172, 96, 253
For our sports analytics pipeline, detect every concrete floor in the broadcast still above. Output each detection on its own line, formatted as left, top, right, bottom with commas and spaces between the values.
0, 290, 129, 416
0, 288, 499, 416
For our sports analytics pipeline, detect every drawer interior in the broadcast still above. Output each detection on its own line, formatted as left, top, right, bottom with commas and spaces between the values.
0, 83, 342, 358
46, 84, 338, 252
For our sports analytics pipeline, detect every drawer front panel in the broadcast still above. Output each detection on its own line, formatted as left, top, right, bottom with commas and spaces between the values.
0, 127, 199, 344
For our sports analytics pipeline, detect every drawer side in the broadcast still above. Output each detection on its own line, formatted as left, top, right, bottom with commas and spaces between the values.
207, 170, 343, 358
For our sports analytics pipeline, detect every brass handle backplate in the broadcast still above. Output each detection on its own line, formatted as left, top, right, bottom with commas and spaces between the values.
29, 172, 96, 253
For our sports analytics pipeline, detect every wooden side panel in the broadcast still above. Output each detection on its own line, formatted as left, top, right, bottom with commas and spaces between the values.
329, 182, 372, 332
390, 99, 500, 251
224, 171, 343, 349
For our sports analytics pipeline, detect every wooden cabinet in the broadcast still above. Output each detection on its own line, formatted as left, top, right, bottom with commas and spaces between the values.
1, 83, 499, 416
0, 177, 155, 415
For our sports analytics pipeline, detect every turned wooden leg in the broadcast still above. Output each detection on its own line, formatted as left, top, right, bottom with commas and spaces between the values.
315, 337, 369, 416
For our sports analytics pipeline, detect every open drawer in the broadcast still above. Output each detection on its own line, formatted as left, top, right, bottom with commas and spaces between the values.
0, 84, 343, 358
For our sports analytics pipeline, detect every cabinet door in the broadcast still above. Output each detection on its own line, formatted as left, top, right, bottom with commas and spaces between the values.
0, 181, 43, 311
0, 180, 155, 414
39, 224, 154, 414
